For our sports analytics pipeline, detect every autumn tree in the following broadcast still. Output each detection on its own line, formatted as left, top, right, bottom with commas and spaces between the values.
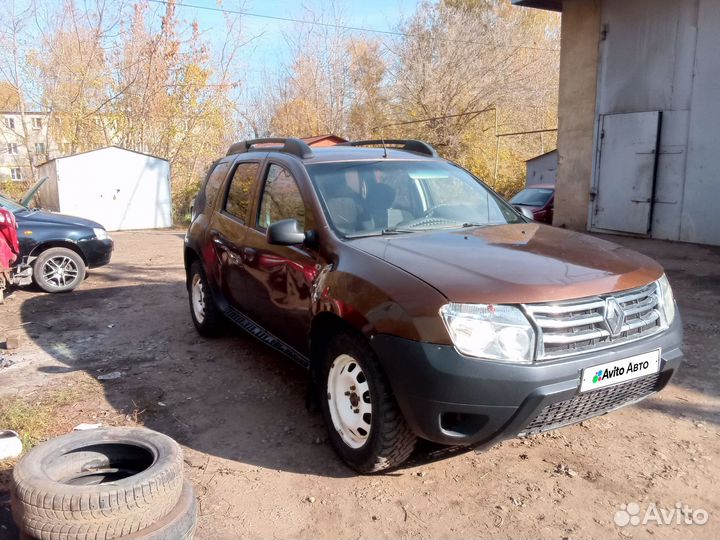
387, 0, 559, 193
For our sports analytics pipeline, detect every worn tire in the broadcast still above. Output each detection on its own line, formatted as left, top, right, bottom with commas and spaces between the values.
122, 481, 197, 540
11, 428, 184, 540
33, 247, 86, 293
319, 331, 417, 473
188, 260, 222, 337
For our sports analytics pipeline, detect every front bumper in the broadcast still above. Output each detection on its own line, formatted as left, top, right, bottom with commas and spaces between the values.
370, 315, 683, 447
78, 238, 114, 268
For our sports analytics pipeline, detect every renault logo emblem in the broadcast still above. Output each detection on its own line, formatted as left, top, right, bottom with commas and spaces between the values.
604, 298, 625, 337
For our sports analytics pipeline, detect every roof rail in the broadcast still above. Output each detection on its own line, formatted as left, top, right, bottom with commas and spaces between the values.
338, 139, 438, 157
226, 137, 313, 159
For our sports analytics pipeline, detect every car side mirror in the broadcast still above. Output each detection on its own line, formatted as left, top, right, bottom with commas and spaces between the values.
515, 205, 536, 221
266, 219, 307, 245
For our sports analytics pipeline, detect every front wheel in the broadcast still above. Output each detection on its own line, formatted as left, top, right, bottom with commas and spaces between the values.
320, 331, 417, 473
188, 260, 222, 337
33, 247, 86, 293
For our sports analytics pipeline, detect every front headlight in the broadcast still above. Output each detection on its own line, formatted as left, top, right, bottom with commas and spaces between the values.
439, 303, 535, 363
657, 274, 676, 327
93, 227, 109, 240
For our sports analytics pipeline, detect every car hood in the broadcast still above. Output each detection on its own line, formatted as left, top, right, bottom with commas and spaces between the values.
17, 209, 103, 230
350, 223, 663, 304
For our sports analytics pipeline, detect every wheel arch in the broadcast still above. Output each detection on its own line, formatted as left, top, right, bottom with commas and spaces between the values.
309, 311, 381, 383
30, 241, 87, 265
184, 247, 200, 288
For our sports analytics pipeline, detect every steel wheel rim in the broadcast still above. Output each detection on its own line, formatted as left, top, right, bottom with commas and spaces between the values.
42, 255, 79, 288
191, 273, 205, 323
327, 354, 372, 449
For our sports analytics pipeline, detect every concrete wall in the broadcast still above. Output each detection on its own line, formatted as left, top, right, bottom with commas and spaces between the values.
680, 0, 720, 244
552, 0, 602, 230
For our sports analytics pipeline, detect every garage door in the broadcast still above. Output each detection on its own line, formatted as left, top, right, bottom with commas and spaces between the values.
591, 111, 661, 235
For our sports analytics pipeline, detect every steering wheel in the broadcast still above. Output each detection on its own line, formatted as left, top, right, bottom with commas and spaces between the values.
422, 203, 462, 218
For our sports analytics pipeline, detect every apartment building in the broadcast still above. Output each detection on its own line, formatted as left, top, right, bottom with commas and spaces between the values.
0, 111, 59, 183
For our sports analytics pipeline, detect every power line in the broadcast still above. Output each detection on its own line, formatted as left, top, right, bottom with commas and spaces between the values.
373, 106, 496, 131
146, 0, 560, 52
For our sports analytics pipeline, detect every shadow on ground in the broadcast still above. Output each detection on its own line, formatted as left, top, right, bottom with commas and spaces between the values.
15, 281, 468, 481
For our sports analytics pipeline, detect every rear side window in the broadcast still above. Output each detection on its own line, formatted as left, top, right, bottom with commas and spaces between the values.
257, 164, 306, 229
205, 162, 230, 208
224, 162, 259, 222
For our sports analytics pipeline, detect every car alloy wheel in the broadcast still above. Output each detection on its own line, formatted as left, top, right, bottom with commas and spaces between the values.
42, 255, 79, 289
190, 273, 206, 324
327, 353, 373, 449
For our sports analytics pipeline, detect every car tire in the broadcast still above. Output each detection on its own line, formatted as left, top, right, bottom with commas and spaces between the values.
122, 481, 197, 540
11, 428, 184, 540
320, 331, 417, 473
188, 260, 223, 337
33, 247, 86, 293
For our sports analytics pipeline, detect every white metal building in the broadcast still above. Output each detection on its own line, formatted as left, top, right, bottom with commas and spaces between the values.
36, 146, 172, 231
525, 150, 558, 187
514, 0, 720, 246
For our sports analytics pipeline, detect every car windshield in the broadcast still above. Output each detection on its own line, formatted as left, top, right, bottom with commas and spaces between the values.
510, 187, 553, 207
0, 194, 27, 213
306, 160, 524, 237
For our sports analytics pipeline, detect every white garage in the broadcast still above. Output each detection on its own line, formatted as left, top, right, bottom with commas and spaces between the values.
35, 146, 172, 231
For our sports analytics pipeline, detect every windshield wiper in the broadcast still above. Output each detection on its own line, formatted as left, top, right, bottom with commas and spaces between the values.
344, 228, 412, 239
461, 222, 489, 228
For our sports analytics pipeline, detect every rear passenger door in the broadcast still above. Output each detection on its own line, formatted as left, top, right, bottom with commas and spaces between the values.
210, 160, 261, 310
241, 162, 318, 356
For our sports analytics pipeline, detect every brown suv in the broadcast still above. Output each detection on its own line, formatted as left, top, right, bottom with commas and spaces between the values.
184, 138, 683, 473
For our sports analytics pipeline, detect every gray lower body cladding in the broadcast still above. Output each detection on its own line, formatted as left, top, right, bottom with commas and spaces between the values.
370, 315, 683, 447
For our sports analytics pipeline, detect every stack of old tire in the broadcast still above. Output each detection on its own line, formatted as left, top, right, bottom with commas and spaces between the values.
10, 427, 196, 540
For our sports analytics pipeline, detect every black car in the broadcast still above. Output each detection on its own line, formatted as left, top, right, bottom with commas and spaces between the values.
0, 193, 113, 292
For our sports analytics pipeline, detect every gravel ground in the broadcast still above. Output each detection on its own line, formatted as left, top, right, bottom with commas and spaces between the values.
1, 229, 718, 539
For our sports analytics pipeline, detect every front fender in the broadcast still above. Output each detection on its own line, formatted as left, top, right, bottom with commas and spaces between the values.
311, 243, 451, 344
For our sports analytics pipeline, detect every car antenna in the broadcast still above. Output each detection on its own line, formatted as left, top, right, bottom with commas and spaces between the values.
380, 131, 388, 159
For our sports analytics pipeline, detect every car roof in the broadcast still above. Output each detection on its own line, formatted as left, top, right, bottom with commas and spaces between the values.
247, 145, 438, 164
302, 146, 438, 164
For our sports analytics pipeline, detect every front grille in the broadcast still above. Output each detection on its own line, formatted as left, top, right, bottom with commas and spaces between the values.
519, 373, 663, 437
524, 282, 664, 360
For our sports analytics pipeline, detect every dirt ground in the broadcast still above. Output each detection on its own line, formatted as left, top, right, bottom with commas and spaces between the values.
1, 229, 719, 540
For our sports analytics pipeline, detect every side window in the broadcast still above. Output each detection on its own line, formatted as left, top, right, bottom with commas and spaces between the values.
257, 164, 306, 229
205, 162, 230, 208
224, 162, 259, 222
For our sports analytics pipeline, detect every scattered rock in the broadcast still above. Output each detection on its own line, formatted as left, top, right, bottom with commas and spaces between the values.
554, 463, 578, 478
158, 401, 166, 407
307, 496, 316, 504
0, 357, 15, 369
3, 335, 20, 350
519, 453, 529, 460
0, 430, 22, 460
73, 423, 102, 431
97, 371, 122, 380
416, 471, 427, 477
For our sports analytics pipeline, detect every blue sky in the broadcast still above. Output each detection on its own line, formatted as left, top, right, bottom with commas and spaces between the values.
163, 0, 419, 90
